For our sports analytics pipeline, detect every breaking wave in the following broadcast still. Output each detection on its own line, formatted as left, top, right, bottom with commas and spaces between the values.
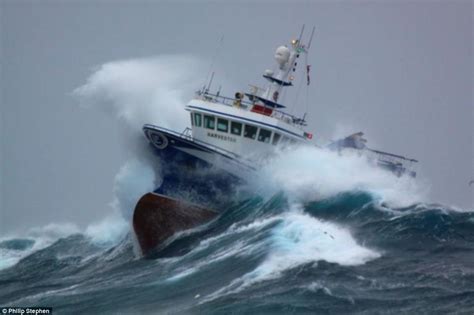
254, 145, 426, 208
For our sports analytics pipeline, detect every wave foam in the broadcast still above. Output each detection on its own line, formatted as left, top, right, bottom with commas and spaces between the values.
0, 213, 132, 271
0, 223, 81, 271
203, 209, 380, 302
262, 211, 380, 271
255, 146, 425, 207
110, 159, 157, 221
85, 212, 129, 247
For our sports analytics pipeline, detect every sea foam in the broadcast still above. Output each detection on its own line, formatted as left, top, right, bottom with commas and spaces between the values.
202, 204, 380, 303
255, 145, 426, 208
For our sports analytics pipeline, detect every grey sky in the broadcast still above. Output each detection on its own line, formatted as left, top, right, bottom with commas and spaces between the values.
1, 0, 472, 234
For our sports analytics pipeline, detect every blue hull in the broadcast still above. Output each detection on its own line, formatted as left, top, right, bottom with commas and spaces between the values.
143, 125, 251, 209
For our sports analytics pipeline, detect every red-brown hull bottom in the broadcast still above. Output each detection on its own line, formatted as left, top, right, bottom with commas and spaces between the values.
132, 193, 218, 256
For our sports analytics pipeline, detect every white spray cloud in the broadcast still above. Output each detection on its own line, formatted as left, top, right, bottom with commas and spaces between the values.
74, 55, 204, 134
110, 159, 157, 221
255, 145, 426, 207
73, 55, 206, 228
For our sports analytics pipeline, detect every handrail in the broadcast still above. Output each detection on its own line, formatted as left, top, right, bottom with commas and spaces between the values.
196, 90, 252, 108
195, 91, 307, 128
367, 148, 418, 163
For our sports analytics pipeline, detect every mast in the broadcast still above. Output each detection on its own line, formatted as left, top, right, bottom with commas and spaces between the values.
256, 25, 315, 109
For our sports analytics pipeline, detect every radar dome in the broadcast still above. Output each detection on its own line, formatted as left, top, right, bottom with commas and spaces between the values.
274, 46, 291, 68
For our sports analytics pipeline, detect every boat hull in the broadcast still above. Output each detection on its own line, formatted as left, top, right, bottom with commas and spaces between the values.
133, 192, 218, 256
133, 125, 251, 255
144, 124, 252, 207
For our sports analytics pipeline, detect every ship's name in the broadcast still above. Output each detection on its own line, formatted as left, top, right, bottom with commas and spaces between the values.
207, 132, 237, 143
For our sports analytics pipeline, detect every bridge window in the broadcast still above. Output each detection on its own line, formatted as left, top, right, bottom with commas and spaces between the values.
194, 113, 202, 127
204, 115, 215, 130
217, 118, 228, 132
244, 124, 258, 140
258, 128, 272, 143
231, 121, 242, 136
272, 133, 281, 145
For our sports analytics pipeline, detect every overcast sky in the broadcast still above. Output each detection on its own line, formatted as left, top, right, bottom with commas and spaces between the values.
1, 0, 472, 234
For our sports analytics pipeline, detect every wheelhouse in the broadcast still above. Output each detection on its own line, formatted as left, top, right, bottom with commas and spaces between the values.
186, 97, 304, 158
184, 31, 315, 158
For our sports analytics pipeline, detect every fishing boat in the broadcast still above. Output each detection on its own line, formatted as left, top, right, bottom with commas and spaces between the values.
133, 28, 418, 256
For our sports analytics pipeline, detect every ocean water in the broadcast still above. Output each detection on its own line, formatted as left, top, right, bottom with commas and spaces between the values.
2, 56, 472, 314
1, 190, 473, 314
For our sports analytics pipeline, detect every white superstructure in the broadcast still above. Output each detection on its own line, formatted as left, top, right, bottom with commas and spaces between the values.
186, 30, 315, 159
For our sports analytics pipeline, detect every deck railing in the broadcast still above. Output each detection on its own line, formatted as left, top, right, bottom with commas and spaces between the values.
366, 148, 418, 164
195, 90, 307, 128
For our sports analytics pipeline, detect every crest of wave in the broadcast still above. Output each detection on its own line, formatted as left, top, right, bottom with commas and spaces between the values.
200, 207, 380, 303
255, 145, 426, 208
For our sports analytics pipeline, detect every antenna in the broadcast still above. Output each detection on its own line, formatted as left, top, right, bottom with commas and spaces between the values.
307, 26, 316, 50
202, 35, 224, 92
206, 71, 215, 93
297, 24, 305, 43
278, 25, 307, 91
